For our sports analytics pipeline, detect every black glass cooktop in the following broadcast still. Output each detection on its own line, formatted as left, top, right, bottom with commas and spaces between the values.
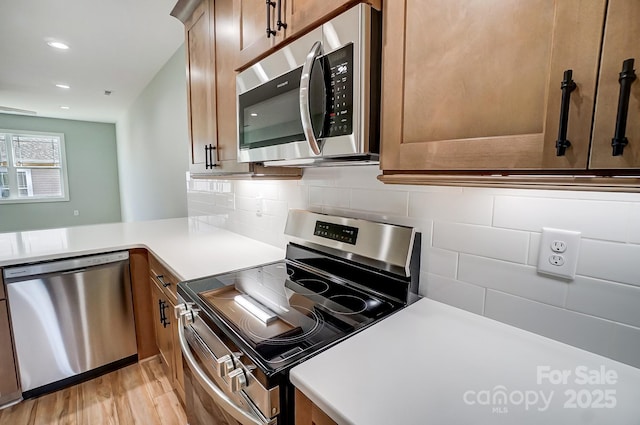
180, 260, 400, 371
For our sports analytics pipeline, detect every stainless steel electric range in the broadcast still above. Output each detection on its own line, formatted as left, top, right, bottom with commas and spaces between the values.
175, 210, 421, 425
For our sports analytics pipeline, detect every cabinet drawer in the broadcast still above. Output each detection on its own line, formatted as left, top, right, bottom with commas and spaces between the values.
149, 254, 179, 303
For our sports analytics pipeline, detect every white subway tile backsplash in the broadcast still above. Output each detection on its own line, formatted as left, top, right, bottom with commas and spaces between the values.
493, 196, 634, 242
609, 324, 640, 369
528, 232, 540, 266
484, 290, 615, 361
458, 254, 567, 306
433, 221, 529, 263
309, 186, 350, 208
409, 192, 493, 225
350, 188, 408, 216
630, 203, 640, 244
421, 272, 485, 315
186, 168, 640, 367
577, 239, 640, 286
423, 247, 458, 278
277, 182, 309, 207
296, 167, 338, 187
235, 181, 279, 199
263, 199, 288, 216
309, 186, 323, 206
566, 276, 640, 328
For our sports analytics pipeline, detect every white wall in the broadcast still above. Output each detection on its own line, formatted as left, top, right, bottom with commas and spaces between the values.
116, 44, 189, 222
186, 166, 640, 369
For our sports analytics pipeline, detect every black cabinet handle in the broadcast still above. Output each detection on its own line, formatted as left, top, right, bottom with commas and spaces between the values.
266, 1, 276, 38
205, 144, 218, 169
159, 300, 170, 328
611, 58, 637, 156
276, 0, 286, 31
156, 274, 170, 288
555, 69, 577, 156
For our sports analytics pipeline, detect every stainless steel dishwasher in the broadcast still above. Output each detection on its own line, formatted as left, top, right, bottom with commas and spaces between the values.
4, 251, 137, 398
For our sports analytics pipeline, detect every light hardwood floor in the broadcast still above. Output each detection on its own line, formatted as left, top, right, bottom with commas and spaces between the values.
0, 356, 186, 425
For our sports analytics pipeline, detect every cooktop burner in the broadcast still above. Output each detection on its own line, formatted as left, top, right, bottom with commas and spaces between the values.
177, 210, 421, 375
187, 260, 400, 367
295, 278, 329, 295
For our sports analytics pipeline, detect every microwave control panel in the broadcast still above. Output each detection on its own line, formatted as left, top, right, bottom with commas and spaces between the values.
325, 43, 354, 137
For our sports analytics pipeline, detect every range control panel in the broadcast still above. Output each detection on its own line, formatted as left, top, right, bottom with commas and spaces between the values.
325, 43, 354, 137
314, 220, 359, 245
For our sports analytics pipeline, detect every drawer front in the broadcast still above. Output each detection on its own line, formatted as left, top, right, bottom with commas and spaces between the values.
149, 254, 179, 302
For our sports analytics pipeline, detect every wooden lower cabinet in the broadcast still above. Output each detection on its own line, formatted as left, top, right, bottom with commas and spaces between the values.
0, 299, 20, 407
295, 388, 338, 425
149, 256, 185, 403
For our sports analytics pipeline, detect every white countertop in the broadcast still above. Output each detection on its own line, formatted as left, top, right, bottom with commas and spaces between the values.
0, 217, 284, 280
290, 298, 640, 425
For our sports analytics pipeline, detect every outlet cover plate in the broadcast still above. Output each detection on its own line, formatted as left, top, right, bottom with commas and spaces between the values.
537, 227, 581, 279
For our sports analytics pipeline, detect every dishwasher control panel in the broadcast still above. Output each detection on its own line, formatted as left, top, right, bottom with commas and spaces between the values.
3, 251, 130, 280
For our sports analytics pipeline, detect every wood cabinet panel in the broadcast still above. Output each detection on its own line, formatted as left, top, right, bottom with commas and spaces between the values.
129, 249, 158, 360
286, 0, 364, 37
150, 279, 175, 378
185, 0, 216, 172
0, 300, 20, 404
235, 0, 282, 69
381, 0, 606, 172
295, 388, 337, 425
590, 0, 640, 169
149, 254, 179, 304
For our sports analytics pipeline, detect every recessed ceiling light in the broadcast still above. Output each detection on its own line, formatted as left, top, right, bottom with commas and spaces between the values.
60, 106, 70, 110
47, 41, 69, 50
56, 84, 70, 89
250, 113, 258, 117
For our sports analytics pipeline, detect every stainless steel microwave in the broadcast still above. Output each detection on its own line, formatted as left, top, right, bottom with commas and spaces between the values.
236, 4, 381, 167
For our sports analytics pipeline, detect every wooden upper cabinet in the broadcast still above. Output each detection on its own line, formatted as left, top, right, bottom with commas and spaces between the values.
381, 0, 606, 172
235, 0, 284, 69
286, 0, 369, 37
179, 0, 217, 174
234, 0, 373, 70
590, 0, 640, 169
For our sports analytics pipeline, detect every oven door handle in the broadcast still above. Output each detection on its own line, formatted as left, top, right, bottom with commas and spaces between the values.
177, 315, 265, 425
300, 40, 324, 156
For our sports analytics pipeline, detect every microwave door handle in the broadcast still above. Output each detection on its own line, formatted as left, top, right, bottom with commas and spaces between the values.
300, 41, 324, 155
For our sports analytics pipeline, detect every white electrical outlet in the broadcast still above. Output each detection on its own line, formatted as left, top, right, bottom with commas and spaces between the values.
537, 227, 581, 279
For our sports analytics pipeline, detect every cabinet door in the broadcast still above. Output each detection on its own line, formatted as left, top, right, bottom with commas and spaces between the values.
0, 301, 20, 403
285, 0, 364, 37
214, 0, 252, 173
185, 0, 217, 174
234, 0, 283, 69
590, 0, 640, 169
295, 388, 338, 425
151, 280, 174, 375
381, 0, 606, 172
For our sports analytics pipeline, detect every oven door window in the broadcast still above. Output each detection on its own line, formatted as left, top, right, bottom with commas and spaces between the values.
239, 68, 304, 150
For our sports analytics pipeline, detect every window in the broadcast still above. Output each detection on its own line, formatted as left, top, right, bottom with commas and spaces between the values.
0, 130, 69, 203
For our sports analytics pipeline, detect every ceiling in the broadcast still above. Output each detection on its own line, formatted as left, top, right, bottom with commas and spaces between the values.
0, 0, 184, 123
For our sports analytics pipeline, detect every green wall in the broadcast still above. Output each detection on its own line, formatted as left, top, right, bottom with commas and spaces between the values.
0, 114, 121, 232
